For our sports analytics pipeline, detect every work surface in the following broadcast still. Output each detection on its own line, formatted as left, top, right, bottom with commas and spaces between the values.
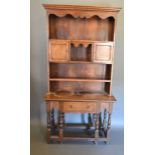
44, 93, 116, 102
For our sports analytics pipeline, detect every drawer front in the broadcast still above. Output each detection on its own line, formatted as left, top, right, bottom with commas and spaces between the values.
61, 102, 97, 113
93, 42, 114, 63
49, 40, 70, 62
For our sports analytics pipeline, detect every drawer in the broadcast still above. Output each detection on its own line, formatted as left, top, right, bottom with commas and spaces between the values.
49, 40, 70, 62
61, 102, 97, 113
93, 42, 114, 63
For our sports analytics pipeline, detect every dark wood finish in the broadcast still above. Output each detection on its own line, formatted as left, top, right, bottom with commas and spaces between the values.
94, 113, 99, 144
50, 81, 109, 94
103, 109, 107, 133
51, 109, 55, 130
48, 15, 115, 41
59, 111, 64, 143
43, 4, 120, 144
87, 113, 92, 132
47, 111, 51, 143
50, 63, 112, 79
99, 113, 102, 130
106, 113, 112, 137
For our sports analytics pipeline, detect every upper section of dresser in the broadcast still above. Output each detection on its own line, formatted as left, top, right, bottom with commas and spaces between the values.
43, 4, 121, 96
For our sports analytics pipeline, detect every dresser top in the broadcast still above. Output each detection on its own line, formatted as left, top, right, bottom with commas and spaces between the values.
43, 4, 121, 12
44, 93, 116, 102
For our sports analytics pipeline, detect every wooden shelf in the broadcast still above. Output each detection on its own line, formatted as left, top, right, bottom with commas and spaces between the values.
49, 39, 114, 43
49, 78, 111, 82
49, 61, 113, 64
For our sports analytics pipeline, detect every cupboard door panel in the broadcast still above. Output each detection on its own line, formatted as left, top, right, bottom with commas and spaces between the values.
49, 40, 70, 62
93, 42, 114, 63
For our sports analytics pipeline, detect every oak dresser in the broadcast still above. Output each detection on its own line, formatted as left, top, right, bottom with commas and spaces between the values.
43, 4, 120, 144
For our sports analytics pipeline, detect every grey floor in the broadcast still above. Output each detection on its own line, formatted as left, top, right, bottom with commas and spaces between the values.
31, 123, 124, 155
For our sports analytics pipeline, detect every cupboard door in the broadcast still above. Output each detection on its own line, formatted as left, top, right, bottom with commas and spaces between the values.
49, 40, 70, 62
93, 42, 114, 63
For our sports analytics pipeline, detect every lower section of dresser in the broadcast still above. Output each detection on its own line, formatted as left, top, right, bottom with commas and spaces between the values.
46, 105, 113, 144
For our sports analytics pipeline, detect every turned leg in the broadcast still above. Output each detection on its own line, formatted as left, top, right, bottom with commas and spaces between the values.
51, 109, 55, 131
59, 112, 64, 143
87, 113, 92, 129
86, 113, 92, 135
81, 113, 85, 124
47, 111, 51, 143
103, 109, 107, 134
94, 113, 99, 144
99, 112, 102, 130
106, 112, 111, 138
98, 112, 102, 137
103, 111, 112, 144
